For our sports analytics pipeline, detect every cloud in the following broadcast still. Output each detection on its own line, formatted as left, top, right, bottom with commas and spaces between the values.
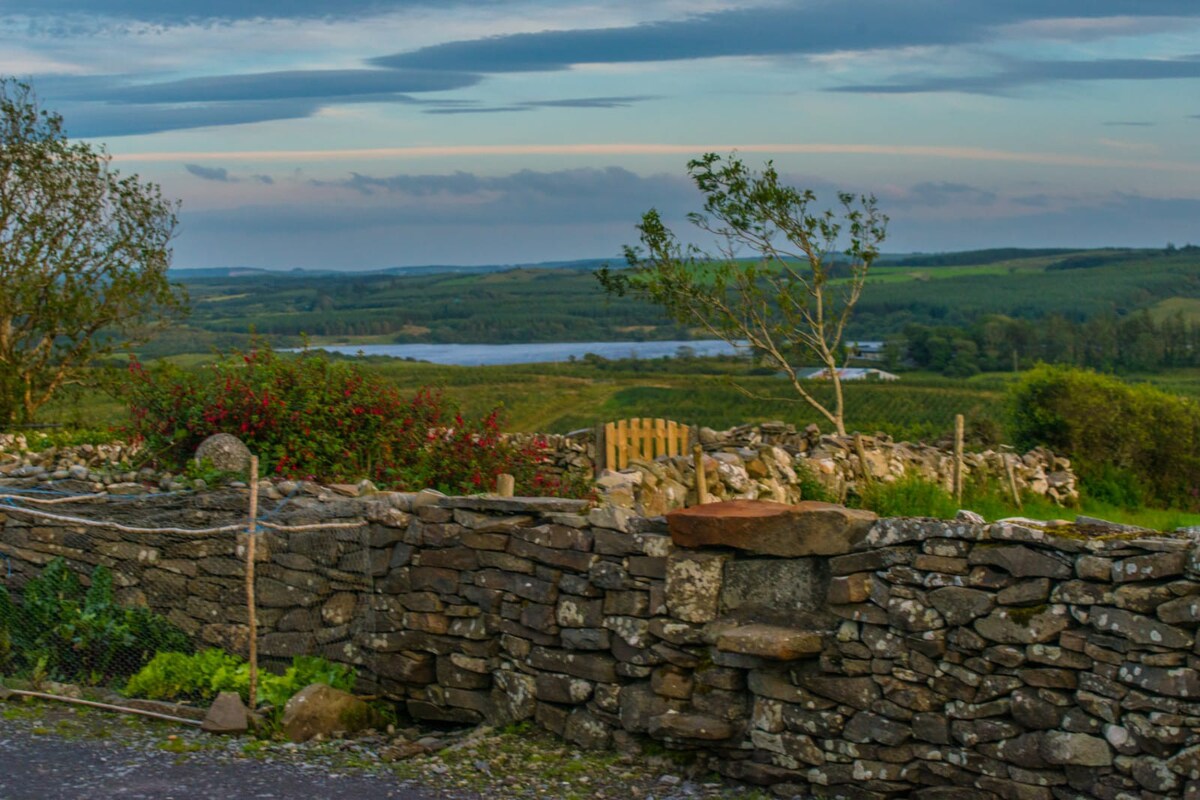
422, 94, 657, 114
183, 163, 275, 184
1103, 120, 1155, 126
373, 2, 1199, 74
61, 98, 327, 137
832, 56, 1200, 94
522, 95, 657, 109
172, 186, 1200, 269
307, 165, 696, 224
95, 68, 480, 104
0, 1, 480, 25
48, 69, 482, 136
888, 192, 1200, 252
907, 181, 997, 207
184, 163, 233, 182
114, 142, 1200, 176
1011, 194, 1052, 208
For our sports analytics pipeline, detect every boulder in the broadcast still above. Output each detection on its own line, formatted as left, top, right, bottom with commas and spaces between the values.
666, 499, 876, 556
201, 691, 248, 735
195, 433, 252, 474
280, 683, 377, 743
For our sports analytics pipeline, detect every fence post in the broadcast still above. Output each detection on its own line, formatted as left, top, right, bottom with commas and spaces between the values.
692, 442, 707, 505
953, 414, 965, 506
1004, 453, 1023, 511
853, 433, 874, 489
593, 423, 604, 477
496, 473, 515, 497
245, 455, 260, 712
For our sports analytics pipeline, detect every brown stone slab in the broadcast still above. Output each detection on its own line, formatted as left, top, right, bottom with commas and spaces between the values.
666, 499, 875, 556
715, 623, 823, 660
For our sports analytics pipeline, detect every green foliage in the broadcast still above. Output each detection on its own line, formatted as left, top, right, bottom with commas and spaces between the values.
257, 655, 356, 711
599, 152, 887, 435
0, 558, 191, 684
118, 342, 581, 496
124, 650, 357, 719
0, 79, 187, 424
1009, 365, 1200, 508
854, 475, 960, 519
793, 458, 833, 503
1079, 464, 1148, 509
124, 648, 241, 701
16, 427, 118, 452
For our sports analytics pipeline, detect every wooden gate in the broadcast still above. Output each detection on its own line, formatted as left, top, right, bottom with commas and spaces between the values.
601, 418, 690, 471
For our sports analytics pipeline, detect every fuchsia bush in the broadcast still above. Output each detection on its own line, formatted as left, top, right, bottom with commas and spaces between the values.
121, 345, 588, 497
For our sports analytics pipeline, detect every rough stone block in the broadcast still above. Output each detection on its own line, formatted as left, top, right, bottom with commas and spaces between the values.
666, 551, 730, 623
715, 624, 823, 661
721, 557, 828, 616
648, 711, 733, 741
666, 500, 875, 556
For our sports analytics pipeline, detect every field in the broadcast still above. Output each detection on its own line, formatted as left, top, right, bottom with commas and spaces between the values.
37, 245, 1200, 440
154, 246, 1200, 358
41, 356, 994, 441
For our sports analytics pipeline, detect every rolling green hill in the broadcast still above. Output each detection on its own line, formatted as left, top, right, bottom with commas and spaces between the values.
154, 246, 1200, 359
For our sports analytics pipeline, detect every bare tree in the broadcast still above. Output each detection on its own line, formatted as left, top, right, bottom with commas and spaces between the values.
598, 153, 887, 436
0, 80, 186, 423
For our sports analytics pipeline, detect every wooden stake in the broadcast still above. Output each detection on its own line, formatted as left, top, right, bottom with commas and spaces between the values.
853, 433, 874, 488
593, 424, 604, 477
6, 689, 203, 727
692, 443, 707, 505
496, 473, 515, 497
246, 455, 260, 712
1004, 453, 1023, 511
953, 414, 965, 505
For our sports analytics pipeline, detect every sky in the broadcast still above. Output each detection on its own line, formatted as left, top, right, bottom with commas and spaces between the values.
2, 1, 1199, 269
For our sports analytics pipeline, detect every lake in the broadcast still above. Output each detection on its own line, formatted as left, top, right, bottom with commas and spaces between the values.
302, 340, 741, 366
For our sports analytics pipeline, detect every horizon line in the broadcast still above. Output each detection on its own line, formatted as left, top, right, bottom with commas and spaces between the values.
110, 142, 1200, 173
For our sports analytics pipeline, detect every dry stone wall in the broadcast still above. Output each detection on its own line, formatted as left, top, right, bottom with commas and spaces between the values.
2, 486, 1198, 800
504, 424, 1078, 516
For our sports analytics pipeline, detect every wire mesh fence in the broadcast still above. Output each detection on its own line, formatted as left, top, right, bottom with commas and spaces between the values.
0, 472, 378, 719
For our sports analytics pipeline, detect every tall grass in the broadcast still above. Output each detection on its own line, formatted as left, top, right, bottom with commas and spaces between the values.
853, 474, 1200, 530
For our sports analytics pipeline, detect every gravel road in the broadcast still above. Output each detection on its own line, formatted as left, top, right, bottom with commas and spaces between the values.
0, 697, 774, 800
0, 726, 449, 800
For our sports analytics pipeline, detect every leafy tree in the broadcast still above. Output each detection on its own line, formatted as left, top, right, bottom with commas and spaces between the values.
0, 80, 186, 423
1009, 364, 1200, 509
598, 153, 886, 436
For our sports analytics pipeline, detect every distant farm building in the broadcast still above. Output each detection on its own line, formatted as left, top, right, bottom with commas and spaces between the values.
802, 367, 900, 382
848, 340, 886, 361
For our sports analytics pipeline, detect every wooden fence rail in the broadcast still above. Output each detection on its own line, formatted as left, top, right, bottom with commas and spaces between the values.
602, 418, 690, 471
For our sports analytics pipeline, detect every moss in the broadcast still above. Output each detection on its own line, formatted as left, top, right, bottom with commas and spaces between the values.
337, 701, 375, 730
1006, 604, 1049, 625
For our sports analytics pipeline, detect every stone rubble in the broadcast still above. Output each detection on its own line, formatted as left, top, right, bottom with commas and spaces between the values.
538, 423, 1080, 516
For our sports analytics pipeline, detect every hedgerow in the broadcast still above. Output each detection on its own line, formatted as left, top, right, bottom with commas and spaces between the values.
1009, 364, 1200, 509
119, 344, 586, 497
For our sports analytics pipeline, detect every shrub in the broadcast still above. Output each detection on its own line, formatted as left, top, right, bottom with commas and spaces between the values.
0, 558, 191, 684
119, 343, 585, 496
124, 650, 356, 720
1009, 365, 1200, 508
124, 649, 242, 701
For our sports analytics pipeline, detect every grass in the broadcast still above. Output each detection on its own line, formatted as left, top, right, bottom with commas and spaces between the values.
27, 356, 998, 440
854, 474, 1200, 530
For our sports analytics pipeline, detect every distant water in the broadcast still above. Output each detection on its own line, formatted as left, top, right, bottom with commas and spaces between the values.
301, 340, 741, 366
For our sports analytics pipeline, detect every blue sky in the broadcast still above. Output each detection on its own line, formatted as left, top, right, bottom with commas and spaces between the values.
3, 1, 1199, 269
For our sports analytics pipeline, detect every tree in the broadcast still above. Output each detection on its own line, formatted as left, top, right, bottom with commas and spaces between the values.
597, 153, 886, 436
0, 80, 186, 423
